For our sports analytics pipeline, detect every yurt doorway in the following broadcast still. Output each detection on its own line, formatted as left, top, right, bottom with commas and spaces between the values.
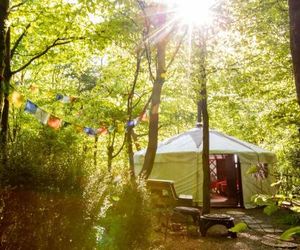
209, 154, 243, 207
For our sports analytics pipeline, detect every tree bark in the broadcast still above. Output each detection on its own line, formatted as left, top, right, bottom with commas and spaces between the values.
0, 0, 9, 124
1, 27, 11, 147
126, 51, 143, 178
198, 33, 210, 214
140, 39, 166, 178
140, 5, 167, 178
126, 127, 135, 176
93, 135, 98, 167
289, 0, 300, 107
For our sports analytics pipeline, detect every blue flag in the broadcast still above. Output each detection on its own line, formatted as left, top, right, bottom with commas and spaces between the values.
84, 127, 96, 136
24, 100, 38, 114
56, 93, 64, 101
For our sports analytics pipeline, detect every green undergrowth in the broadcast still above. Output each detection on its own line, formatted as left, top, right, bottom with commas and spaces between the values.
0, 129, 153, 249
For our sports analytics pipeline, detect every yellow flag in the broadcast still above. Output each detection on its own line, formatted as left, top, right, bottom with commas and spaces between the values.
29, 84, 39, 93
74, 125, 83, 133
117, 123, 124, 132
10, 91, 24, 108
160, 72, 166, 79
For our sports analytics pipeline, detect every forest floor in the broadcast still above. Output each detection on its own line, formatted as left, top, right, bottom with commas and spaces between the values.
151, 207, 300, 250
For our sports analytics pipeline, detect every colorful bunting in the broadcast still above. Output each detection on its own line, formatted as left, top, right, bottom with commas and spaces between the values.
126, 120, 136, 128
140, 111, 148, 122
117, 123, 124, 132
97, 127, 108, 135
56, 94, 64, 101
75, 125, 84, 133
10, 91, 24, 108
48, 115, 62, 130
34, 108, 50, 125
62, 121, 72, 128
84, 127, 96, 136
56, 93, 77, 103
24, 100, 38, 114
13, 88, 149, 138
108, 125, 115, 133
29, 84, 39, 93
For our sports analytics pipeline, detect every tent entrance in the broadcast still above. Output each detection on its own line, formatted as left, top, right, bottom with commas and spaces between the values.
209, 154, 243, 207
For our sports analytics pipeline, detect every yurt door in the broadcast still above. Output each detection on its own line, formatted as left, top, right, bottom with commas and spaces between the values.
210, 154, 242, 207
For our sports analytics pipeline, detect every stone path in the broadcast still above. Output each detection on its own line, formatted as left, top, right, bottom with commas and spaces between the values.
224, 209, 299, 249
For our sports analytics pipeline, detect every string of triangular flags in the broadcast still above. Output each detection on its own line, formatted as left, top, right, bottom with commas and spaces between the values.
9, 88, 150, 137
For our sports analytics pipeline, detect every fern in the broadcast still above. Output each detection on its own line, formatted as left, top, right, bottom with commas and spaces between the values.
280, 226, 300, 241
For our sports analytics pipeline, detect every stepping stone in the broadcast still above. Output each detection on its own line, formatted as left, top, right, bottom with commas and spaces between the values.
243, 219, 257, 224
263, 234, 294, 242
273, 229, 284, 233
263, 228, 278, 233
260, 224, 273, 228
247, 224, 261, 229
225, 211, 245, 216
261, 234, 298, 249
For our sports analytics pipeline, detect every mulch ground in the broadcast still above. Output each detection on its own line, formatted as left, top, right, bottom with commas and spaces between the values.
151, 207, 300, 250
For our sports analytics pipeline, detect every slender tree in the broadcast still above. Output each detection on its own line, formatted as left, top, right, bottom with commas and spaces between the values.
288, 0, 300, 108
126, 50, 143, 176
140, 3, 168, 178
197, 31, 210, 214
0, 0, 9, 133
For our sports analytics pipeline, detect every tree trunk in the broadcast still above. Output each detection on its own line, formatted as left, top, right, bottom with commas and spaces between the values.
197, 101, 202, 125
126, 127, 135, 177
289, 0, 300, 107
198, 33, 210, 214
201, 88, 210, 214
141, 6, 167, 178
1, 27, 11, 147
126, 52, 142, 178
0, 0, 9, 123
140, 38, 166, 178
107, 144, 113, 172
93, 135, 98, 166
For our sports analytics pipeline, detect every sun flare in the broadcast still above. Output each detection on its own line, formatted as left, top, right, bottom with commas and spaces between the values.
168, 0, 216, 26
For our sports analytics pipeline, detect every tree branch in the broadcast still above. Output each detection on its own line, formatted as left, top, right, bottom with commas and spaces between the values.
11, 23, 31, 59
11, 37, 84, 75
9, 0, 29, 12
166, 28, 187, 70
112, 133, 126, 159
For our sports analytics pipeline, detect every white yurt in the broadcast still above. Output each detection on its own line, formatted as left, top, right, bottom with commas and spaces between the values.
134, 127, 276, 208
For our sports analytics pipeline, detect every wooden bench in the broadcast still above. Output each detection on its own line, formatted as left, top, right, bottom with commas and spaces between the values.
146, 179, 193, 207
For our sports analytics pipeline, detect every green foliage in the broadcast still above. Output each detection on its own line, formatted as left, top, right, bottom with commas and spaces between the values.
0, 187, 98, 249
263, 203, 279, 216
2, 0, 300, 248
0, 127, 152, 249
278, 213, 300, 226
0, 128, 90, 192
251, 194, 275, 207
280, 226, 300, 241
98, 179, 152, 250
0, 128, 100, 249
229, 222, 248, 233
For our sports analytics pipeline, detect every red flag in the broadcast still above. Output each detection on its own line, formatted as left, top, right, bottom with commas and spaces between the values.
96, 127, 108, 135
140, 112, 148, 122
48, 115, 62, 130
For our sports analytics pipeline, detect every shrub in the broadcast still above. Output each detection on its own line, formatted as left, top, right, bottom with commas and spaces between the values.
98, 178, 153, 250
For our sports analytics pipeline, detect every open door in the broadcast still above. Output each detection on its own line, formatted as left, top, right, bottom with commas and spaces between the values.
209, 154, 243, 207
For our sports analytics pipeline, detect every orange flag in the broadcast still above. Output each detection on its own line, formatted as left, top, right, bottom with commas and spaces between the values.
97, 127, 108, 135
47, 115, 62, 130
140, 112, 148, 122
